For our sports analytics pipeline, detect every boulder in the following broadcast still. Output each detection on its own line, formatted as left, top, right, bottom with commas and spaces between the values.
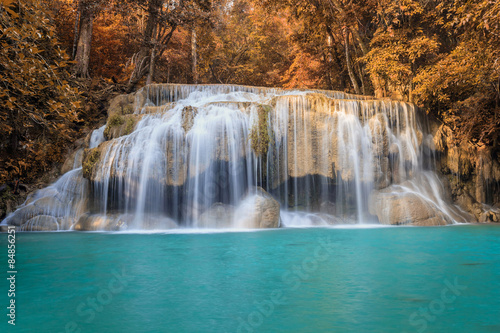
33, 196, 68, 214
24, 188, 58, 206
4, 205, 40, 226
73, 213, 178, 231
108, 94, 135, 119
57, 217, 76, 230
3, 196, 68, 227
20, 215, 59, 231
73, 214, 126, 231
234, 187, 280, 228
369, 188, 452, 226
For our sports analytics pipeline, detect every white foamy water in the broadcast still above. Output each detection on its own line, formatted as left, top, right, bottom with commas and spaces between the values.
2, 84, 469, 230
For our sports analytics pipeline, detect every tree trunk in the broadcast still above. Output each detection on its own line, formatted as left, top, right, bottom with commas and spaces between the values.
71, 0, 82, 60
344, 30, 361, 95
326, 0, 369, 56
325, 0, 377, 94
325, 30, 334, 89
7, 130, 18, 154
191, 28, 198, 84
128, 0, 162, 91
74, 1, 94, 78
146, 44, 156, 85
355, 59, 366, 95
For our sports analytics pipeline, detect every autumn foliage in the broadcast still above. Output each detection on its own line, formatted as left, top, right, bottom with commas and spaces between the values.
0, 0, 499, 184
0, 0, 81, 183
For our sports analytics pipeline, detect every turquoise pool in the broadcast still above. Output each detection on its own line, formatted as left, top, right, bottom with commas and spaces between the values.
1, 225, 499, 332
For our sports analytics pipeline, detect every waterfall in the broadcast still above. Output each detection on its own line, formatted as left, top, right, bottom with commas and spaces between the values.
89, 125, 106, 149
2, 84, 471, 230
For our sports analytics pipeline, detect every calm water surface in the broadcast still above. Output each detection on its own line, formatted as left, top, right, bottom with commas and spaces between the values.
1, 225, 499, 332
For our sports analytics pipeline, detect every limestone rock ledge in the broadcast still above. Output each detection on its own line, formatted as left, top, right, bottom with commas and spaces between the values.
428, 119, 500, 222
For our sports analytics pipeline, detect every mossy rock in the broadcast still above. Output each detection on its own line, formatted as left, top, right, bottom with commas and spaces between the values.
249, 104, 273, 156
104, 114, 125, 139
103, 114, 142, 140
108, 94, 135, 118
182, 106, 198, 132
82, 148, 101, 179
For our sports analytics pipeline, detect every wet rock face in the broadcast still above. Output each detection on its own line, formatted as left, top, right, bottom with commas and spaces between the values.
7, 196, 68, 226
74, 214, 126, 231
20, 215, 59, 231
79, 87, 436, 226
103, 114, 142, 140
86, 90, 426, 191
369, 113, 389, 157
73, 213, 178, 231
198, 203, 235, 228
369, 188, 452, 226
2, 169, 89, 229
108, 93, 136, 119
12, 213, 74, 231
429, 120, 500, 221
234, 187, 280, 228
7, 84, 500, 230
196, 188, 280, 229
61, 148, 84, 175
78, 87, 436, 225
182, 106, 198, 132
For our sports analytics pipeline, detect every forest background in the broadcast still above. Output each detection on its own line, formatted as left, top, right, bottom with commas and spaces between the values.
0, 0, 498, 185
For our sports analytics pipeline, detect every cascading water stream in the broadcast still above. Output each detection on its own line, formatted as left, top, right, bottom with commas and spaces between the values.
2, 84, 471, 230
